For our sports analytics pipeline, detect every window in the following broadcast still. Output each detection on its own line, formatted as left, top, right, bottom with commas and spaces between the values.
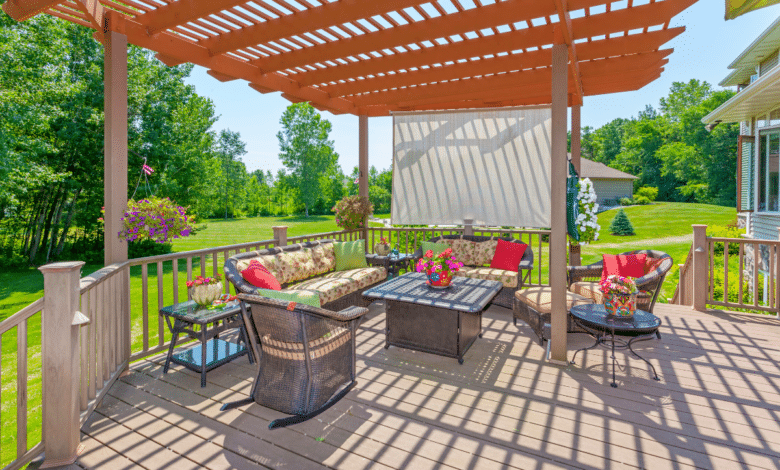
757, 130, 780, 212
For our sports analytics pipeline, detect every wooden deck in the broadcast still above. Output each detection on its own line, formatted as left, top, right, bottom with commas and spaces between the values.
70, 303, 780, 470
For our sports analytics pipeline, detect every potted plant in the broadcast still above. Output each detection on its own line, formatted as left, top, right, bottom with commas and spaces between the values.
375, 236, 392, 256
333, 195, 373, 230
416, 247, 464, 288
599, 275, 638, 317
187, 274, 224, 308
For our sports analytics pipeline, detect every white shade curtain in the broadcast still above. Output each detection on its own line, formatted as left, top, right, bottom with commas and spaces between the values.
391, 107, 552, 227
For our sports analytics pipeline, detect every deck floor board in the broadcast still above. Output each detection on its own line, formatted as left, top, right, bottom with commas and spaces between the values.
76, 302, 780, 470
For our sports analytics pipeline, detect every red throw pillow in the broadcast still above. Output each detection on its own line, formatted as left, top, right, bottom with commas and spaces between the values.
241, 259, 281, 290
645, 256, 665, 275
490, 240, 527, 272
601, 253, 647, 282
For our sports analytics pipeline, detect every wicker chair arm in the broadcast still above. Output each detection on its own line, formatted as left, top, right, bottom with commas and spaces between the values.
567, 264, 602, 285
237, 293, 369, 324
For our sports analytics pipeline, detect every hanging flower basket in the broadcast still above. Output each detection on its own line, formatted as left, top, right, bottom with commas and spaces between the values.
117, 197, 195, 244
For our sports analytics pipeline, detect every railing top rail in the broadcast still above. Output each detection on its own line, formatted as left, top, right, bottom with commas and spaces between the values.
127, 238, 278, 266
0, 297, 43, 336
368, 226, 551, 234
80, 261, 130, 294
708, 236, 780, 244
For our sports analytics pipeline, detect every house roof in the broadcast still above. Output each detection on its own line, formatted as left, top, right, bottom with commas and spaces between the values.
704, 57, 780, 123
577, 156, 638, 180
720, 15, 780, 87
725, 0, 780, 20
1, 0, 698, 116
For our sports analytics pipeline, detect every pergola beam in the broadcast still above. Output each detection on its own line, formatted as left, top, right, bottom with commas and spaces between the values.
137, 0, 248, 35
202, 0, 425, 57
553, 0, 584, 106
252, 0, 565, 73
1, 0, 61, 21
104, 10, 356, 115
75, 0, 106, 36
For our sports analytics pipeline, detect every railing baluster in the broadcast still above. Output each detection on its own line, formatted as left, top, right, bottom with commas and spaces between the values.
200, 255, 206, 277
771, 245, 776, 309
172, 258, 179, 305
141, 263, 149, 353
723, 242, 729, 303
89, 288, 97, 400
187, 257, 193, 301
157, 261, 164, 347
80, 291, 88, 412
738, 242, 745, 305
753, 242, 759, 308
775, 245, 780, 312
17, 320, 27, 458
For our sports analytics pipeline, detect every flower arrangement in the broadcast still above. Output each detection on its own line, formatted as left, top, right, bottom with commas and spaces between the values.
575, 178, 600, 244
115, 197, 194, 244
333, 195, 373, 230
416, 248, 464, 287
599, 274, 638, 317
187, 274, 224, 307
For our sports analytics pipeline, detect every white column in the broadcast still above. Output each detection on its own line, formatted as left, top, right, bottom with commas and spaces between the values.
359, 115, 369, 248
104, 31, 128, 265
549, 39, 569, 364
38, 262, 88, 468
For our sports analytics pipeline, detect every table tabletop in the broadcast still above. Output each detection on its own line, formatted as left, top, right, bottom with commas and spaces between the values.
366, 253, 413, 263
570, 303, 661, 334
159, 300, 243, 325
362, 272, 502, 313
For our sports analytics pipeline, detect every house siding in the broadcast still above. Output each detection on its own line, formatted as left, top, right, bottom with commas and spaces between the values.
741, 137, 754, 210
591, 179, 634, 205
750, 213, 780, 240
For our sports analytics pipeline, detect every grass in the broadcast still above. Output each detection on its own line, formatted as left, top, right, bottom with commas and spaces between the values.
0, 203, 739, 467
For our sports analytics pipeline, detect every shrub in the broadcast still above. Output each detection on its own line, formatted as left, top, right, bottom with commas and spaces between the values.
633, 195, 652, 205
636, 186, 658, 202
619, 197, 634, 206
609, 209, 634, 235
333, 195, 373, 230
708, 224, 744, 256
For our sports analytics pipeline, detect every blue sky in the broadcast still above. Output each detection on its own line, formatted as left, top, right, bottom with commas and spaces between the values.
183, 1, 780, 175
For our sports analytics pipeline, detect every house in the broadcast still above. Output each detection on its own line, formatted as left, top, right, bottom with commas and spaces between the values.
703, 15, 780, 286
577, 156, 638, 207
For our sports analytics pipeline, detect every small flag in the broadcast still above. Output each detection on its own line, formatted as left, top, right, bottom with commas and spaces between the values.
354, 177, 359, 185
142, 164, 154, 175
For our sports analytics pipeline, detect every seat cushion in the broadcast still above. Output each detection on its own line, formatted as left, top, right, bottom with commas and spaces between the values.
454, 267, 518, 288
322, 266, 387, 290
256, 288, 321, 308
288, 277, 359, 306
334, 240, 368, 271
514, 287, 593, 314
449, 239, 476, 265
571, 281, 653, 310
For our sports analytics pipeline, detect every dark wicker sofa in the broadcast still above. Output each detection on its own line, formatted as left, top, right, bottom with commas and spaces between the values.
224, 239, 387, 311
411, 234, 534, 308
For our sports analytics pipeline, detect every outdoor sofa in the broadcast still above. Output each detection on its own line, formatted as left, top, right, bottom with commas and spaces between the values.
224, 238, 387, 311
411, 234, 534, 308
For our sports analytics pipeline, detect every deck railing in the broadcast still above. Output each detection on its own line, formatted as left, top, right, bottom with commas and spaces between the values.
0, 223, 547, 469
673, 225, 780, 316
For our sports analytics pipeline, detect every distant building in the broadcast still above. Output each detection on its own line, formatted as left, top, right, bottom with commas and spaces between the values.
575, 156, 638, 207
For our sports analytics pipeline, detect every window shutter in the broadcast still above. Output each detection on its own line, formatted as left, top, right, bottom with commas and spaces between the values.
739, 135, 755, 212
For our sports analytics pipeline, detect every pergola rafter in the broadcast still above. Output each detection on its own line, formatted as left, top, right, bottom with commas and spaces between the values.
2, 0, 695, 116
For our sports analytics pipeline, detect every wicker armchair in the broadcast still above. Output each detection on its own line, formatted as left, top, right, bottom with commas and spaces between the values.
411, 235, 534, 308
221, 293, 369, 429
567, 250, 673, 313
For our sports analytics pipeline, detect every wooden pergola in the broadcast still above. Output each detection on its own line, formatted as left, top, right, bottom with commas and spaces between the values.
2, 3, 696, 460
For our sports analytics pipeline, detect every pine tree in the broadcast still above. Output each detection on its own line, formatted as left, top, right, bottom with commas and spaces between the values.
609, 209, 635, 236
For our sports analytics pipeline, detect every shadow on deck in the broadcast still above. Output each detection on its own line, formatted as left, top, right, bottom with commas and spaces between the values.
72, 303, 780, 470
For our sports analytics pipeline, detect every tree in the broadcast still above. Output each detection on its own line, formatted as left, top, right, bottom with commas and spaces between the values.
215, 130, 247, 219
609, 209, 635, 236
276, 103, 339, 217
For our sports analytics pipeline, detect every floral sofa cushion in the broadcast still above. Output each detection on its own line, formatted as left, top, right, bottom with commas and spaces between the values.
311, 243, 336, 275
472, 239, 498, 266
454, 267, 518, 288
322, 266, 387, 290
275, 249, 317, 284
288, 277, 358, 306
449, 239, 476, 266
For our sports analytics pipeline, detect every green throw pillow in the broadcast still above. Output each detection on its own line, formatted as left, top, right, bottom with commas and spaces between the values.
256, 288, 321, 308
334, 239, 368, 271
421, 241, 448, 257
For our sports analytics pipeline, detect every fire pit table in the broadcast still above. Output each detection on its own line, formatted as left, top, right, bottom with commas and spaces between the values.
363, 272, 502, 364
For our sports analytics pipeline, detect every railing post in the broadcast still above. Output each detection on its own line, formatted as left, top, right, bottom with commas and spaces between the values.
692, 225, 708, 312
273, 226, 288, 247
463, 219, 474, 236
38, 261, 88, 468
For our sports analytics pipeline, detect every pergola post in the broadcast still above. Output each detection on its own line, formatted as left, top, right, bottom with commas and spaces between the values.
104, 30, 128, 266
549, 33, 569, 364
569, 104, 582, 267
359, 115, 370, 249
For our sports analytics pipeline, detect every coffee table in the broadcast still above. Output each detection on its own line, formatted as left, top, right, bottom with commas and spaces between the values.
569, 304, 661, 388
362, 272, 502, 364
160, 300, 254, 387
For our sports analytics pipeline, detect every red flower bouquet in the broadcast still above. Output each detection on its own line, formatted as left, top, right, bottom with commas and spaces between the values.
416, 247, 464, 288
